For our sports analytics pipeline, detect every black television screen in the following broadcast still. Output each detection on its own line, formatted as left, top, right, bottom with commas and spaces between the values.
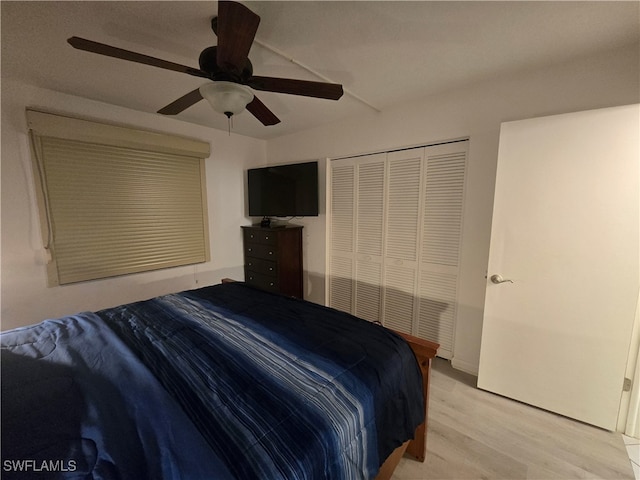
248, 161, 319, 217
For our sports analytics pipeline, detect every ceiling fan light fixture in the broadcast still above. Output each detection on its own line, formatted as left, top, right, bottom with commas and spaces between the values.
199, 81, 254, 117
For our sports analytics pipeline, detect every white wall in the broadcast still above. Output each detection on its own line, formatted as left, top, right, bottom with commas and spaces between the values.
3, 44, 638, 373
265, 44, 640, 374
1, 80, 267, 330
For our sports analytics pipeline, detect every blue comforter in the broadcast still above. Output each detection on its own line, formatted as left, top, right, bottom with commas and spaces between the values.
1, 282, 424, 479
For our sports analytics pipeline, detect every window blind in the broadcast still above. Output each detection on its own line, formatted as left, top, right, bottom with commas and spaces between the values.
27, 110, 210, 286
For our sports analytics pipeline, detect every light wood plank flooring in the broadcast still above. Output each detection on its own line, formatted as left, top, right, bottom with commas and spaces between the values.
623, 435, 640, 479
392, 358, 634, 480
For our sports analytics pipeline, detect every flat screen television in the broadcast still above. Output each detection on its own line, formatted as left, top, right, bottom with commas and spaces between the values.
248, 161, 319, 218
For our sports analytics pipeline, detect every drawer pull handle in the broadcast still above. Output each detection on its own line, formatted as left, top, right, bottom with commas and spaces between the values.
265, 236, 269, 240
269, 267, 273, 271
270, 282, 274, 286
269, 251, 273, 255
248, 248, 252, 252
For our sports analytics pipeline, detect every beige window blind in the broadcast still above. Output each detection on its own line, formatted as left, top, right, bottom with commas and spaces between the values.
27, 109, 211, 286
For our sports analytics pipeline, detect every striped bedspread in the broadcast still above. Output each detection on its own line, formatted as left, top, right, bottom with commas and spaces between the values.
2, 282, 424, 479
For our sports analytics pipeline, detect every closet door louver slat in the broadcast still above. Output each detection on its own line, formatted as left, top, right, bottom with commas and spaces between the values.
328, 140, 467, 360
385, 152, 422, 262
381, 149, 423, 334
330, 165, 356, 254
355, 262, 383, 322
383, 264, 416, 334
329, 256, 354, 314
356, 158, 385, 256
417, 270, 458, 358
417, 144, 467, 358
354, 155, 386, 320
421, 150, 467, 266
328, 163, 356, 313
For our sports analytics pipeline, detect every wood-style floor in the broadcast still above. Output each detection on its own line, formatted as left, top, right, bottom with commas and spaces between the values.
392, 358, 634, 480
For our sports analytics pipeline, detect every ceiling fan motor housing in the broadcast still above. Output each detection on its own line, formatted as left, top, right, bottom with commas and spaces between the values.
198, 46, 253, 83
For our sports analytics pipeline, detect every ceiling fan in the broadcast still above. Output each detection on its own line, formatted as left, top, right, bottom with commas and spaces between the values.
67, 0, 344, 126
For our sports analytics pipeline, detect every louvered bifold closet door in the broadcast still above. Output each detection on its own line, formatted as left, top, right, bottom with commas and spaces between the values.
416, 141, 468, 358
328, 140, 467, 359
382, 148, 423, 333
354, 154, 386, 322
328, 162, 356, 313
40, 137, 207, 285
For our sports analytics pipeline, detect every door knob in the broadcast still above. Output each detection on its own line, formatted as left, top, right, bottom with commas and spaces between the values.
490, 274, 513, 284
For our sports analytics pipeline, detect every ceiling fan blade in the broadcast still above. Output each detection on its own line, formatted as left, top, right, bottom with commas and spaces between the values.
68, 37, 208, 79
246, 96, 280, 126
247, 76, 343, 100
216, 1, 260, 74
157, 88, 204, 115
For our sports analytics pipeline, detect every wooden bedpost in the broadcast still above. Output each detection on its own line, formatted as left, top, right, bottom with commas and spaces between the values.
393, 330, 439, 462
374, 331, 438, 480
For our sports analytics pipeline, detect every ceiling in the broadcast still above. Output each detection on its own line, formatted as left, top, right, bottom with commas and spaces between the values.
2, 1, 638, 140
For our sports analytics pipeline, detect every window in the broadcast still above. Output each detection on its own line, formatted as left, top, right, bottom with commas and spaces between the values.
27, 109, 211, 286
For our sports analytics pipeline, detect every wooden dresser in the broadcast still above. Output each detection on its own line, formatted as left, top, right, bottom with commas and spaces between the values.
242, 225, 303, 298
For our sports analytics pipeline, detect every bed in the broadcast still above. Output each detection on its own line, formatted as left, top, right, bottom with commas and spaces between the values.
1, 281, 438, 479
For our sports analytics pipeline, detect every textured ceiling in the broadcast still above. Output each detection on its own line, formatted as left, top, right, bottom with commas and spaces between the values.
2, 1, 638, 139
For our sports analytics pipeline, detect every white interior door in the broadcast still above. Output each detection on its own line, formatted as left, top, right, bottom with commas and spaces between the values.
478, 105, 639, 430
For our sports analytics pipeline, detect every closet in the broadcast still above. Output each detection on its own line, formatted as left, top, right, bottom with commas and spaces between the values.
327, 140, 468, 359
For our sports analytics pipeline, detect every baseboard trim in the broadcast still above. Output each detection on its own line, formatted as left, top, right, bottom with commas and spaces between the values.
451, 357, 479, 376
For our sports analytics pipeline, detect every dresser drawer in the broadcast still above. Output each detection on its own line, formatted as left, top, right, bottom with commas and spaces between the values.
241, 225, 303, 299
245, 243, 277, 260
243, 229, 277, 245
245, 257, 277, 276
245, 270, 279, 292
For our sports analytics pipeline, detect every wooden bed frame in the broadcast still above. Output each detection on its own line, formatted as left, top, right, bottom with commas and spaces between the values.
220, 279, 439, 479
375, 329, 439, 479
